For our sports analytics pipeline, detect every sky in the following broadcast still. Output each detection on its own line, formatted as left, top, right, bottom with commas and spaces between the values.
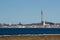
0, 0, 60, 24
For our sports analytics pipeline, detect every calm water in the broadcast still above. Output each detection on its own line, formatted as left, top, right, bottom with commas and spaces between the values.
0, 28, 60, 35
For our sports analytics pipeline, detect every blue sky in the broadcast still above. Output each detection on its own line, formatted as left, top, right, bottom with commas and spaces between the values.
0, 0, 60, 24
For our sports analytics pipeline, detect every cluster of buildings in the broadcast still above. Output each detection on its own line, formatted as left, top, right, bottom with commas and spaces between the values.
0, 10, 60, 28
0, 21, 60, 28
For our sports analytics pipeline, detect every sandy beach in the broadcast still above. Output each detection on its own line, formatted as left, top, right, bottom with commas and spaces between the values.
0, 35, 60, 40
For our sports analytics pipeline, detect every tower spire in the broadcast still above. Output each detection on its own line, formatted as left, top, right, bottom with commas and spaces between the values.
41, 10, 43, 24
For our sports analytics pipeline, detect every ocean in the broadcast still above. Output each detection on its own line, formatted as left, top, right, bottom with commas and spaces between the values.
0, 28, 60, 35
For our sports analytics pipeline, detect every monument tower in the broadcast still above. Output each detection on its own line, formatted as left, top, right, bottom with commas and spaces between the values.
41, 10, 44, 25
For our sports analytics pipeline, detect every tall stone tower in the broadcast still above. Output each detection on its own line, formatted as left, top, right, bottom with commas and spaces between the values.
41, 10, 43, 24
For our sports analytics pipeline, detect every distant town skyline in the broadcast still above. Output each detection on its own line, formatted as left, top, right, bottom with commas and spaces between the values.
0, 0, 60, 24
